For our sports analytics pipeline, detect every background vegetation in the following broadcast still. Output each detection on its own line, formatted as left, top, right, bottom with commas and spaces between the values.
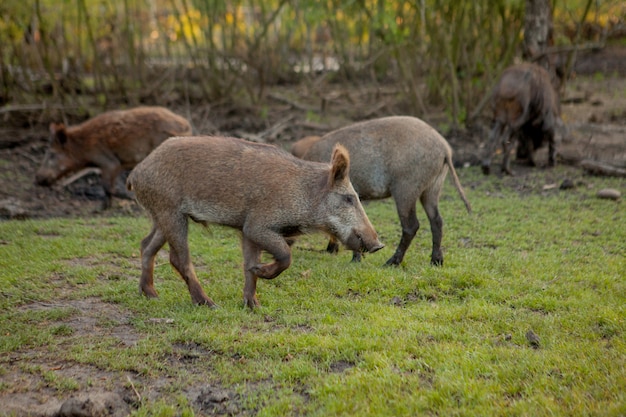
1, 0, 624, 127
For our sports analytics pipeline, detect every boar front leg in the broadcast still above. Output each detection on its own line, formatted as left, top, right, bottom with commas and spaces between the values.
325, 237, 340, 254
481, 120, 504, 175
242, 237, 262, 309
500, 126, 517, 175
243, 227, 292, 280
94, 155, 123, 209
385, 202, 419, 266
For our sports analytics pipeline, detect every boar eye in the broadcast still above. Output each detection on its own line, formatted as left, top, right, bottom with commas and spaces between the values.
343, 194, 355, 205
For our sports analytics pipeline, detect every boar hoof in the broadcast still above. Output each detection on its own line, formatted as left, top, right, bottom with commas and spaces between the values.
141, 286, 159, 298
198, 299, 218, 308
481, 164, 491, 175
350, 252, 362, 263
244, 297, 261, 310
430, 258, 443, 267
250, 266, 277, 280
384, 257, 401, 267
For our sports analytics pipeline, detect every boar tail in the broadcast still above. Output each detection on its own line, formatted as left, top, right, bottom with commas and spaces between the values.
445, 155, 472, 214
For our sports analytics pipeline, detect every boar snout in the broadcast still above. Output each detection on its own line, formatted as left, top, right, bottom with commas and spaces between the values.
346, 228, 384, 254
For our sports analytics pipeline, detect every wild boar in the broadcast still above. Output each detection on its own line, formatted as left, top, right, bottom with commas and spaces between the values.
127, 136, 383, 309
292, 116, 472, 267
35, 106, 192, 208
481, 63, 561, 175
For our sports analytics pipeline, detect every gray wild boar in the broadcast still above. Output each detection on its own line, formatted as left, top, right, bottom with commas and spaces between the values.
292, 116, 472, 267
481, 63, 561, 175
127, 136, 383, 309
36, 106, 192, 208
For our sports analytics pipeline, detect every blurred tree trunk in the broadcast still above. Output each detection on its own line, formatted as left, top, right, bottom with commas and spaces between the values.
523, 0, 554, 70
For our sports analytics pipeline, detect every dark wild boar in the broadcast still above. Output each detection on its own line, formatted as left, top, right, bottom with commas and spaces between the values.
481, 63, 561, 175
36, 106, 192, 208
292, 116, 472, 267
127, 136, 383, 309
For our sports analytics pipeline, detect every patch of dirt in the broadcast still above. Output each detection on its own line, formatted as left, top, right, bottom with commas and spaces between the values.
0, 298, 262, 416
1, 46, 625, 415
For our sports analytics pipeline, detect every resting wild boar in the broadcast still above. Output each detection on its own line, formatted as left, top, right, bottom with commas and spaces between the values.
36, 106, 192, 208
481, 63, 561, 175
127, 136, 383, 309
292, 116, 472, 266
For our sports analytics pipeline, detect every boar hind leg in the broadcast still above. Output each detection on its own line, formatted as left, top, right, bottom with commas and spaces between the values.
139, 225, 166, 299
547, 132, 557, 167
385, 201, 419, 266
242, 237, 262, 309
162, 215, 216, 307
420, 178, 445, 266
422, 201, 444, 266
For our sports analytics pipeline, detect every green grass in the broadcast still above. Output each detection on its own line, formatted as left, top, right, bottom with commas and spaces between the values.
0, 166, 624, 416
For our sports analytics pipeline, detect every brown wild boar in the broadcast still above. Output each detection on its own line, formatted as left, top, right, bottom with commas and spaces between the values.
127, 136, 383, 309
481, 63, 561, 175
292, 116, 472, 267
36, 106, 192, 208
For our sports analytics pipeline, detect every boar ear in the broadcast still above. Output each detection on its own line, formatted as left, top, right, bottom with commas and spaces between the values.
50, 123, 67, 146
329, 144, 350, 185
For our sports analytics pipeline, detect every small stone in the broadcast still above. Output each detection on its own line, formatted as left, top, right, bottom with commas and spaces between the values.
57, 392, 129, 417
0, 198, 29, 219
390, 296, 403, 306
596, 189, 621, 201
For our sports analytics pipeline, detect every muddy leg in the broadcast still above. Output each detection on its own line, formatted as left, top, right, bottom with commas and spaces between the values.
242, 237, 262, 309
385, 202, 419, 266
165, 215, 216, 307
139, 224, 166, 298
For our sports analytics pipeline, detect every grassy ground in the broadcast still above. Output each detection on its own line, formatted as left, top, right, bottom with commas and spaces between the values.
0, 166, 624, 416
